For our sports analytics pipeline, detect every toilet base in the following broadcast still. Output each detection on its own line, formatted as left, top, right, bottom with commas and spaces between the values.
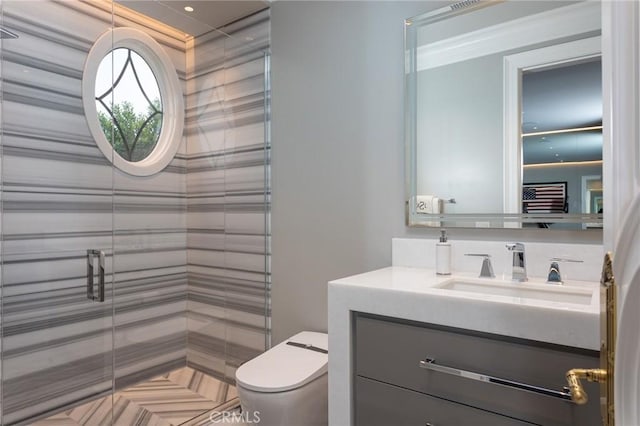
237, 373, 328, 426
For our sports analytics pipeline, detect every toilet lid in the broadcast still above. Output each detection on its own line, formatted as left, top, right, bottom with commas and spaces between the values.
235, 331, 328, 393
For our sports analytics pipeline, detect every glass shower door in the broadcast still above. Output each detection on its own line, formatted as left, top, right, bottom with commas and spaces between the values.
0, 0, 115, 424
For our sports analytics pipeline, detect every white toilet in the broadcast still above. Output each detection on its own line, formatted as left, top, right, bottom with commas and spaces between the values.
235, 331, 328, 426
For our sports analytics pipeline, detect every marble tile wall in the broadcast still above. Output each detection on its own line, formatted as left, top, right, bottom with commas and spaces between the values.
0, 1, 270, 422
0, 1, 187, 423
185, 9, 271, 384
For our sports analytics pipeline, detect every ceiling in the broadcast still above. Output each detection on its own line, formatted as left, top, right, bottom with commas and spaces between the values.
522, 58, 602, 133
116, 0, 269, 37
523, 131, 602, 164
522, 58, 602, 165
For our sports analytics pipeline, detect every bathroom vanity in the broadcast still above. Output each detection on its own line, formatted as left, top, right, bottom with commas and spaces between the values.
328, 239, 603, 425
354, 314, 599, 426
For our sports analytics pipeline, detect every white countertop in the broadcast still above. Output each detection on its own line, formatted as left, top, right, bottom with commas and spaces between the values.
327, 266, 600, 425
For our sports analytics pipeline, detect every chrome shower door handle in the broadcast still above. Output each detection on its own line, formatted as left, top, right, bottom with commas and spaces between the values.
97, 250, 105, 302
86, 249, 105, 302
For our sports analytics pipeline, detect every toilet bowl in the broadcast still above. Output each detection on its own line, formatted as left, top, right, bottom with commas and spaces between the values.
235, 331, 328, 426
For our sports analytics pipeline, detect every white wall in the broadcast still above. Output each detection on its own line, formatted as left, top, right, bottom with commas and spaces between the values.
417, 54, 504, 213
270, 1, 602, 345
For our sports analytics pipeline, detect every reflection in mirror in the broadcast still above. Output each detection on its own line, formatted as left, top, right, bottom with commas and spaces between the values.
405, 0, 603, 230
521, 58, 602, 230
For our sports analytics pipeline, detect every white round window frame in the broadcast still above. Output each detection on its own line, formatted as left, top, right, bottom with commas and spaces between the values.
82, 27, 184, 176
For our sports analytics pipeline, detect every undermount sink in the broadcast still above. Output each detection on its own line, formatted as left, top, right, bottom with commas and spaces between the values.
435, 278, 595, 305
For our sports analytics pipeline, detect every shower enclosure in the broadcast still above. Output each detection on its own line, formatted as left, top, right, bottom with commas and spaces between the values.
0, 1, 271, 424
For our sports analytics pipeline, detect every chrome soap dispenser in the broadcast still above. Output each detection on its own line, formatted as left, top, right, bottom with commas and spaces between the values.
436, 229, 451, 275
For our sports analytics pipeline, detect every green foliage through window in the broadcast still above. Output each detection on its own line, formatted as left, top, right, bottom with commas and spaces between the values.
95, 48, 164, 163
98, 99, 163, 162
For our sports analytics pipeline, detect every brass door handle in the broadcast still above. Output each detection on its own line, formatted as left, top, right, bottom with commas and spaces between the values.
565, 252, 616, 425
565, 368, 607, 404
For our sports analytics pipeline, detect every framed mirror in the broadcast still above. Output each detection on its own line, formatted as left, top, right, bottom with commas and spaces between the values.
405, 0, 603, 229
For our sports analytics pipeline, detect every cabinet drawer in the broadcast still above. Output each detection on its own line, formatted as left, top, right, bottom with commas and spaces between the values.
355, 313, 601, 426
355, 376, 530, 426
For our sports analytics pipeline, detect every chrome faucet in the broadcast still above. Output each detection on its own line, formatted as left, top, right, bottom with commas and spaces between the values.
505, 243, 527, 282
465, 253, 495, 278
547, 257, 584, 284
547, 261, 562, 284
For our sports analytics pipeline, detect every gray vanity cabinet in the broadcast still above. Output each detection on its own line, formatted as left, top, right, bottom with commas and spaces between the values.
355, 376, 531, 426
353, 313, 601, 426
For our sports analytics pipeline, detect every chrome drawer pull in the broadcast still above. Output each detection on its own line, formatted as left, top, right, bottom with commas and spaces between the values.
419, 358, 573, 402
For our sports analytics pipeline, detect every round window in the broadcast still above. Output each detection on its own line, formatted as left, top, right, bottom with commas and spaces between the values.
83, 28, 184, 176
96, 48, 163, 162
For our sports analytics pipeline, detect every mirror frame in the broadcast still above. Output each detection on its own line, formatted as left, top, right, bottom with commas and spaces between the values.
405, 1, 604, 229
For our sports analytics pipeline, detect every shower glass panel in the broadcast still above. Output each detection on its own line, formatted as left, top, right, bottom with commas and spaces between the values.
0, 1, 115, 424
110, 4, 188, 395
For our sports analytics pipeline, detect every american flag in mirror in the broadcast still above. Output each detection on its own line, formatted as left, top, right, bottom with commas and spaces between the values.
522, 182, 567, 214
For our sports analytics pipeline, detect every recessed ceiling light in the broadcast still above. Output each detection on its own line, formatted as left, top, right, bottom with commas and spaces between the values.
184, 6, 194, 12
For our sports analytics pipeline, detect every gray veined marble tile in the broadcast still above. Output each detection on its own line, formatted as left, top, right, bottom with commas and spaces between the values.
0, 2, 269, 422
33, 366, 238, 426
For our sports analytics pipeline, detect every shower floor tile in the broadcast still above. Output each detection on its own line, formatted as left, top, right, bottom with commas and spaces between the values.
30, 367, 239, 426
